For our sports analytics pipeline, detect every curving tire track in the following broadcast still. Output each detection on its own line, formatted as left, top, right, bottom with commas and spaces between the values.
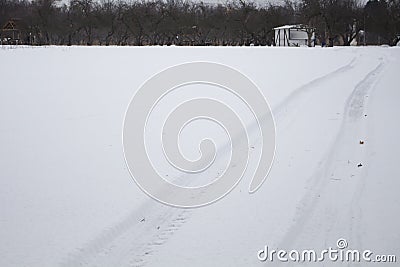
278, 57, 386, 257
274, 56, 358, 118
60, 56, 364, 267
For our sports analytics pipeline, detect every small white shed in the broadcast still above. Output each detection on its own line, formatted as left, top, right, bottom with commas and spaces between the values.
274, 25, 315, 47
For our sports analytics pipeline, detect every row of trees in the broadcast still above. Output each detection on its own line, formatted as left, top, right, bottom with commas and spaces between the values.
1, 0, 399, 46
300, 0, 400, 46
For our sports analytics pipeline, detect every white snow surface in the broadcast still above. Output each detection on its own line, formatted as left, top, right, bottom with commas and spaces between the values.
0, 46, 399, 266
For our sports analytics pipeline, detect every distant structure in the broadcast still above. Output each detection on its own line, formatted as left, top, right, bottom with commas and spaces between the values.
1, 19, 22, 45
273, 25, 315, 47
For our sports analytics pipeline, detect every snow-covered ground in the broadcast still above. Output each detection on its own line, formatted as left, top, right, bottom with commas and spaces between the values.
0, 46, 399, 266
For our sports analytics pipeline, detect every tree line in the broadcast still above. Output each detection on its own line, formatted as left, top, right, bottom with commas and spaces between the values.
1, 0, 399, 46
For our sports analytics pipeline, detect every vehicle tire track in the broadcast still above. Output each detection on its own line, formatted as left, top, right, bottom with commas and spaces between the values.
60, 197, 192, 266
127, 210, 191, 267
274, 56, 357, 118
60, 56, 360, 267
278, 57, 386, 258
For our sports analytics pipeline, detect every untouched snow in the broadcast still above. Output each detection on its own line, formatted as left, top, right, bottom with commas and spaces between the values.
0, 46, 399, 266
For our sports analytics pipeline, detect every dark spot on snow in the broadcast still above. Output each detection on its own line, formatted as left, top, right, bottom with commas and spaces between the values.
359, 140, 364, 145
357, 163, 363, 168
140, 218, 145, 222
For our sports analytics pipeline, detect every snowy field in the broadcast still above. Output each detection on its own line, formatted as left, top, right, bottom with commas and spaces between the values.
0, 46, 399, 266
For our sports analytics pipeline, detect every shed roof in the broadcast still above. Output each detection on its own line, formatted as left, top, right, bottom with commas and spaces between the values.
273, 25, 299, 30
273, 24, 314, 31
2, 19, 22, 31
